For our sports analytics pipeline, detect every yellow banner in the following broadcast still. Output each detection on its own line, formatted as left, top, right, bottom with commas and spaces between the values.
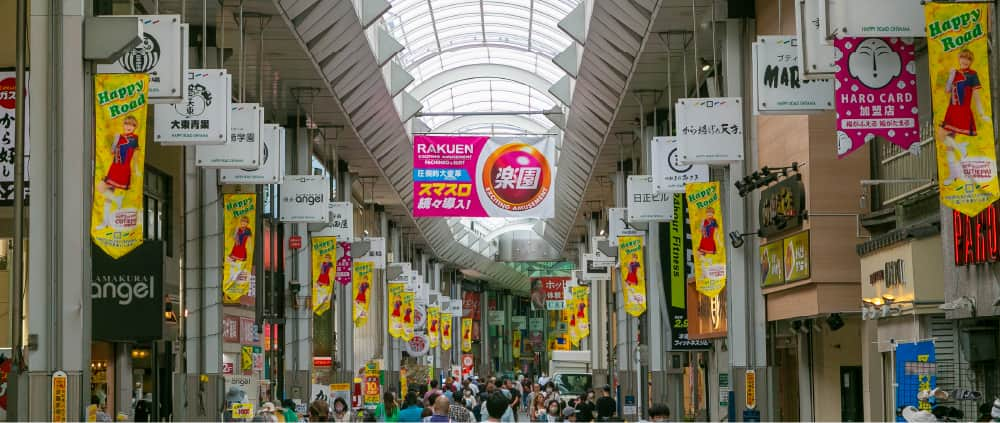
512, 329, 521, 359
401, 291, 415, 341
926, 2, 998, 216
241, 345, 252, 373
388, 282, 405, 339
353, 261, 374, 327
686, 182, 727, 297
461, 318, 473, 352
311, 236, 337, 315
222, 194, 256, 304
570, 286, 590, 344
441, 313, 453, 351
428, 306, 440, 348
618, 236, 647, 316
92, 74, 149, 259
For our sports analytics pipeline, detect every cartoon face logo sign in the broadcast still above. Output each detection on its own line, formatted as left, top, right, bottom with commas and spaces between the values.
175, 83, 213, 117
119, 33, 161, 74
667, 146, 692, 173
847, 38, 901, 90
481, 142, 552, 211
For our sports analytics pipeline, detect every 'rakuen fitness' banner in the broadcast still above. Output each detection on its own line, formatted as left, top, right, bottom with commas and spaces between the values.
92, 74, 149, 259
687, 182, 727, 297
311, 236, 336, 316
413, 135, 556, 218
926, 2, 999, 217
618, 236, 647, 317
222, 193, 256, 304
353, 261, 373, 327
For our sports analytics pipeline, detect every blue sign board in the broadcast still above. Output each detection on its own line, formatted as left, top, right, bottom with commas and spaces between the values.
895, 341, 936, 422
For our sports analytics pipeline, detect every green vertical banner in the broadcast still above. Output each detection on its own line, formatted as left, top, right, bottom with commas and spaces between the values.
661, 195, 708, 350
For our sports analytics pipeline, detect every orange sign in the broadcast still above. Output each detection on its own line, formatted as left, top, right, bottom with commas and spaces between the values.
745, 370, 757, 409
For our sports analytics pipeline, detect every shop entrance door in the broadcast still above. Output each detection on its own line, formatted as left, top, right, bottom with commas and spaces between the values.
840, 366, 863, 421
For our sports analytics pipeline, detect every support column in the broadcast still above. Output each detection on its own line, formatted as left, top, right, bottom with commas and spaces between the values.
336, 167, 354, 379
587, 214, 608, 387
114, 344, 133, 418
283, 125, 312, 404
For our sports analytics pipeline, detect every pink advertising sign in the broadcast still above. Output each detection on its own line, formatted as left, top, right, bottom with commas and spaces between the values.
335, 241, 352, 286
413, 135, 556, 218
835, 37, 919, 158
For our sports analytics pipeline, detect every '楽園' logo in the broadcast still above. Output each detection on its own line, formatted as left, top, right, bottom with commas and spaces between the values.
481, 142, 551, 211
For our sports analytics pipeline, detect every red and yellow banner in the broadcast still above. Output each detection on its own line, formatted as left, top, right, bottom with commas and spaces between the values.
400, 291, 416, 341
512, 329, 521, 359
352, 261, 373, 327
926, 2, 998, 216
686, 182, 727, 297
460, 317, 473, 352
311, 236, 336, 315
441, 312, 453, 351
92, 74, 149, 259
388, 282, 405, 339
568, 286, 590, 345
618, 236, 647, 316
222, 194, 256, 304
428, 306, 440, 348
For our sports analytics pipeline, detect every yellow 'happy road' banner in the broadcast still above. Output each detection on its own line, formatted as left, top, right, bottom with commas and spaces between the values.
441, 312, 453, 350
353, 261, 374, 327
92, 74, 149, 259
400, 291, 416, 341
428, 306, 440, 348
461, 318, 473, 352
926, 2, 999, 216
222, 194, 256, 304
686, 182, 727, 297
388, 282, 405, 338
618, 236, 647, 316
512, 329, 521, 359
570, 286, 589, 344
311, 236, 336, 315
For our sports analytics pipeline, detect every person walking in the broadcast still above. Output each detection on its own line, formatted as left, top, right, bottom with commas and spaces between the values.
574, 391, 595, 422
594, 386, 615, 422
543, 400, 562, 423
308, 400, 330, 422
398, 392, 425, 422
424, 395, 451, 422
485, 393, 511, 423
375, 392, 400, 422
648, 403, 670, 422
331, 398, 351, 422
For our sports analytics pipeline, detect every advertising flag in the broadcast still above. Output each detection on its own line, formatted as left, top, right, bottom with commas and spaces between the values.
221, 193, 256, 303
352, 261, 373, 327
92, 74, 149, 259
336, 242, 353, 285
311, 236, 336, 316
571, 286, 590, 343
428, 306, 440, 348
618, 236, 647, 317
0, 71, 30, 206
665, 195, 710, 350
401, 291, 416, 341
388, 282, 406, 339
686, 182, 727, 297
441, 313, 453, 351
834, 37, 919, 157
925, 2, 999, 217
512, 329, 521, 359
460, 318, 473, 352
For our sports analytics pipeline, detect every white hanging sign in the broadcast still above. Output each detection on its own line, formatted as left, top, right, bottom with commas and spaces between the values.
651, 137, 709, 193
404, 334, 430, 357
677, 98, 744, 163
448, 299, 463, 315
196, 103, 262, 168
96, 15, 186, 103
795, 0, 837, 79
627, 175, 675, 222
608, 207, 643, 246
220, 124, 282, 184
312, 201, 354, 239
279, 175, 329, 223
826, 0, 925, 37
154, 70, 230, 144
358, 237, 386, 269
753, 36, 835, 112
0, 72, 30, 205
581, 253, 612, 281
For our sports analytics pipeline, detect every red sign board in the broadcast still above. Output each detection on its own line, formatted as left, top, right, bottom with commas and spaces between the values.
541, 277, 565, 302
222, 316, 240, 343
313, 356, 332, 367
289, 235, 303, 250
953, 205, 999, 265
239, 317, 255, 345
461, 354, 474, 376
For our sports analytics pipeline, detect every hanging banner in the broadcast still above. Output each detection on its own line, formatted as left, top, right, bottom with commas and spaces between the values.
353, 261, 373, 327
665, 195, 710, 350
626, 175, 675, 222
531, 277, 568, 311
686, 182, 727, 298
441, 312, 453, 351
388, 282, 406, 339
412, 135, 557, 218
280, 175, 330, 223
363, 361, 381, 407
570, 286, 590, 344
196, 103, 263, 168
313, 202, 354, 240
828, 0, 926, 37
92, 74, 150, 259
895, 340, 936, 420
835, 37, 919, 157
311, 236, 336, 316
651, 136, 708, 194
753, 36, 835, 113
926, 2, 998, 217
618, 236, 647, 317
154, 69, 230, 144
96, 15, 185, 102
676, 98, 744, 163
220, 124, 283, 184
427, 306, 440, 348
0, 71, 30, 206
401, 291, 416, 341
460, 318, 473, 352
794, 0, 837, 79
335, 242, 352, 286
512, 329, 522, 359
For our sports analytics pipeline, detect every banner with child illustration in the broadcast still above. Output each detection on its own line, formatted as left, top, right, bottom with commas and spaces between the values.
569, 286, 590, 344
428, 306, 440, 348
92, 74, 150, 259
311, 236, 337, 316
388, 282, 406, 339
926, 2, 998, 217
441, 312, 453, 351
222, 194, 256, 304
400, 290, 416, 341
686, 182, 727, 298
461, 318, 473, 352
352, 261, 373, 327
618, 236, 647, 317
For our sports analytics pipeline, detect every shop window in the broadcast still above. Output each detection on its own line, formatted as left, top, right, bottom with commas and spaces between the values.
144, 167, 172, 256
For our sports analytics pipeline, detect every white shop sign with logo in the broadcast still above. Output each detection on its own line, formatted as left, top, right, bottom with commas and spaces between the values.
753, 36, 835, 113
826, 0, 925, 37
609, 207, 644, 246
627, 175, 675, 222
220, 123, 283, 184
651, 137, 709, 193
312, 201, 354, 239
154, 69, 231, 144
96, 15, 186, 103
358, 237, 386, 269
279, 175, 330, 223
795, 0, 837, 79
196, 103, 262, 168
677, 98, 744, 164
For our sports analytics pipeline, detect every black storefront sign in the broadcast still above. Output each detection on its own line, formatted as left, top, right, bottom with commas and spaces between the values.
661, 195, 710, 350
758, 174, 805, 238
92, 240, 164, 341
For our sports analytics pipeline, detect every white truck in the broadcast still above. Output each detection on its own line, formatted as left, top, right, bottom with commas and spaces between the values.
548, 351, 593, 403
